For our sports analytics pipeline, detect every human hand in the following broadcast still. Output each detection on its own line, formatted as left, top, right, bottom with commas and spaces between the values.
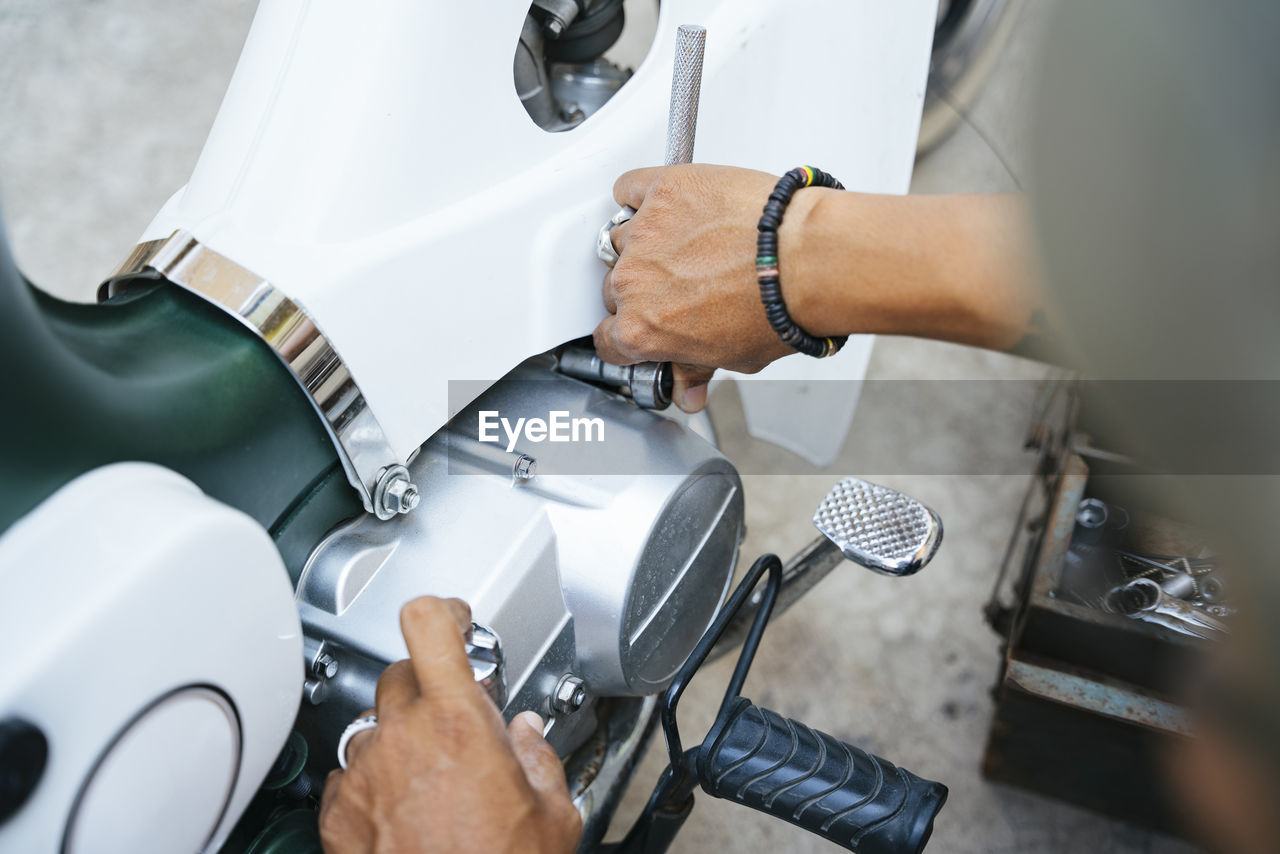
319, 597, 582, 854
594, 164, 818, 412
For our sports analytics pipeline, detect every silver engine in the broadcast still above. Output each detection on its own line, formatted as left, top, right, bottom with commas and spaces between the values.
295, 354, 744, 758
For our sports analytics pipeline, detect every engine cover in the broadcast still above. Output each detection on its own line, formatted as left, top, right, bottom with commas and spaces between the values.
295, 356, 743, 755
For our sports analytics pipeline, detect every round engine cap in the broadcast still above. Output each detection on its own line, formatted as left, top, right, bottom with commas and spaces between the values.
65, 687, 240, 853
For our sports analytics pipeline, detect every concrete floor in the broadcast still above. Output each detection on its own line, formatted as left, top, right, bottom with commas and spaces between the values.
0, 2, 1198, 852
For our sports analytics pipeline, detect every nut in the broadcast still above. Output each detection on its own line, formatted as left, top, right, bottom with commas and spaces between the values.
552, 675, 586, 714
382, 477, 420, 515
514, 455, 537, 481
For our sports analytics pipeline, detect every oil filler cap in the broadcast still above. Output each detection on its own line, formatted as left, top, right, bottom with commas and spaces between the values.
0, 717, 48, 825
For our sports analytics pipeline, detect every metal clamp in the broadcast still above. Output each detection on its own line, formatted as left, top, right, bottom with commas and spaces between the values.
102, 231, 415, 520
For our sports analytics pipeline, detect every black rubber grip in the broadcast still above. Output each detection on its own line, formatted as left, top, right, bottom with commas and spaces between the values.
696, 699, 947, 854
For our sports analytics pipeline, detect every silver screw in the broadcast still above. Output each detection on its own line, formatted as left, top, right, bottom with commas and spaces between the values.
514, 455, 537, 481
559, 103, 585, 124
382, 476, 420, 515
546, 17, 565, 37
312, 652, 339, 680
552, 675, 587, 714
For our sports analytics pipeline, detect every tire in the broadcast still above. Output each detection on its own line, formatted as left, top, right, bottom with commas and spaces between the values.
917, 0, 1022, 157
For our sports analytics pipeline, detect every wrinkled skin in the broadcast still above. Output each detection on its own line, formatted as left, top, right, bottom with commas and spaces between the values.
319, 597, 582, 854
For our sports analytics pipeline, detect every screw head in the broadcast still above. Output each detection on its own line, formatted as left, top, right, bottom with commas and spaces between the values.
545, 17, 565, 37
514, 455, 537, 481
313, 652, 339, 680
553, 675, 586, 714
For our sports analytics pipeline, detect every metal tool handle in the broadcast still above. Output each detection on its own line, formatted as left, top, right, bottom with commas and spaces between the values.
697, 699, 948, 854
595, 24, 708, 390
664, 24, 706, 166
602, 24, 707, 233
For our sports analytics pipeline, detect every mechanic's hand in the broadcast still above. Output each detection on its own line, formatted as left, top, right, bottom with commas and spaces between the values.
595, 164, 810, 412
319, 596, 582, 854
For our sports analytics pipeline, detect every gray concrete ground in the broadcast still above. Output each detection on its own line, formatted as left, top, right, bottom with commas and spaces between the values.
0, 2, 1198, 852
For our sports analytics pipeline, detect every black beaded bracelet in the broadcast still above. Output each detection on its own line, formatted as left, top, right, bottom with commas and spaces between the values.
757, 166, 847, 358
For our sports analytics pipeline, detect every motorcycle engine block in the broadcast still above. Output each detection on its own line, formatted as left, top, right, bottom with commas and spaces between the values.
295, 355, 744, 759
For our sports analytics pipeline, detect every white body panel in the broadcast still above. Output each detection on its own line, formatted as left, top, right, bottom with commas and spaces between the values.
141, 0, 935, 461
0, 464, 302, 853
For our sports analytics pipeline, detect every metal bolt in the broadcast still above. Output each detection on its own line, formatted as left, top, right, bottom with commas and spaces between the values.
552, 675, 586, 714
1075, 498, 1108, 529
312, 652, 338, 680
545, 17, 565, 37
1200, 576, 1226, 603
514, 455, 537, 481
559, 103, 586, 125
382, 476, 420, 515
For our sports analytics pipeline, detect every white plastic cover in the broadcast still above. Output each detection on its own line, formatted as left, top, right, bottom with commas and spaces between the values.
141, 0, 934, 461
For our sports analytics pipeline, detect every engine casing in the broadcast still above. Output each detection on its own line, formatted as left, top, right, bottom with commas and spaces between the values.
295, 356, 743, 756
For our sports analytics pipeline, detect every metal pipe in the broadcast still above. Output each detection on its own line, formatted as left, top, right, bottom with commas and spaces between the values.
707, 537, 844, 663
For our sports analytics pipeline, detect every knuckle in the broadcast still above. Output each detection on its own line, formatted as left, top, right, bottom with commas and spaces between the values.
614, 315, 649, 357
624, 217, 655, 247
608, 268, 633, 298
647, 174, 679, 205
443, 596, 472, 625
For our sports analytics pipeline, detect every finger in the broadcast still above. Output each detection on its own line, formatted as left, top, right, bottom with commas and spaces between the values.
592, 315, 635, 366
613, 166, 666, 209
672, 364, 716, 413
375, 660, 419, 714
319, 769, 343, 817
602, 269, 618, 315
400, 596, 476, 697
343, 726, 377, 768
508, 711, 573, 801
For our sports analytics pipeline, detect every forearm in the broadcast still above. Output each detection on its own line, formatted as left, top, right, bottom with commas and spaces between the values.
781, 190, 1043, 352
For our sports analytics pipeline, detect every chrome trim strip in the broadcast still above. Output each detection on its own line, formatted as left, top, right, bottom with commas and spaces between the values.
103, 231, 411, 519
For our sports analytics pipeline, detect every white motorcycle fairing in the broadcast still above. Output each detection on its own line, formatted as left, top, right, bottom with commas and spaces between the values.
137, 0, 935, 467
0, 464, 302, 854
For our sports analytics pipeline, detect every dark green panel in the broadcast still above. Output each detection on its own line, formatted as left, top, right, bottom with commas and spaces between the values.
0, 232, 360, 573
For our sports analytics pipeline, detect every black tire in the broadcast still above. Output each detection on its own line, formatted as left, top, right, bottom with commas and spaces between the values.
917, 0, 1022, 156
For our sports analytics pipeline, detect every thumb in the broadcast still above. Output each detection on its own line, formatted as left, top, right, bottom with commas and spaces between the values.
673, 364, 716, 413
508, 712, 572, 801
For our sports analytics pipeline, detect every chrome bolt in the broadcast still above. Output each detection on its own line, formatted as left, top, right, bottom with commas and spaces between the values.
559, 103, 586, 125
1200, 576, 1226, 603
312, 652, 339, 680
1076, 498, 1108, 529
552, 675, 586, 714
381, 476, 420, 515
514, 455, 537, 481
545, 17, 565, 37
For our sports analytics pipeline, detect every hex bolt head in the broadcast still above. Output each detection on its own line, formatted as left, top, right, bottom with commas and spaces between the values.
514, 455, 537, 481
382, 477, 420, 515
553, 675, 587, 714
312, 652, 339, 680
545, 17, 565, 37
